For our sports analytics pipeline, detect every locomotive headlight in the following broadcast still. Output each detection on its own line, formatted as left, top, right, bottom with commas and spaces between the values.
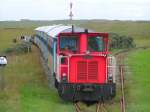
62, 73, 67, 77
108, 74, 113, 83
109, 74, 112, 78
86, 50, 90, 55
62, 73, 67, 82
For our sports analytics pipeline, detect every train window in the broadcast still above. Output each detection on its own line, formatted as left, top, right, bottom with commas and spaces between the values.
60, 36, 78, 52
88, 36, 105, 52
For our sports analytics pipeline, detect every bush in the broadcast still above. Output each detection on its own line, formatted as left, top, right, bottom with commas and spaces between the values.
109, 33, 136, 50
3, 42, 32, 55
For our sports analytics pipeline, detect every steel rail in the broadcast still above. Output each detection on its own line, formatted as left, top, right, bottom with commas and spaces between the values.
120, 65, 126, 112
74, 102, 108, 112
74, 102, 81, 112
96, 102, 108, 112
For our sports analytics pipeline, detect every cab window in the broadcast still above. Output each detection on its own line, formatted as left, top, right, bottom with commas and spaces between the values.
60, 36, 78, 52
88, 36, 105, 52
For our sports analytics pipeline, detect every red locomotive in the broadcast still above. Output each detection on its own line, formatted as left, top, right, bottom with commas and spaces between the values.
34, 25, 116, 102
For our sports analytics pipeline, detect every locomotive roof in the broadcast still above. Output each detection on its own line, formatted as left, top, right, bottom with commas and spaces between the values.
35, 24, 93, 38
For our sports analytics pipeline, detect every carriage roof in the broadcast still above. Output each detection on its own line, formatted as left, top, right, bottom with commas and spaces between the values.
35, 24, 93, 38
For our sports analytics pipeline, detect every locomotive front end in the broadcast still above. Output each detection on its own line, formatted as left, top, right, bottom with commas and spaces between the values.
56, 32, 116, 102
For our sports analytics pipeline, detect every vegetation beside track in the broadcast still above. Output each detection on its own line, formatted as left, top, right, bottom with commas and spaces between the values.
0, 28, 34, 53
1, 20, 150, 47
0, 28, 74, 112
0, 20, 150, 112
0, 46, 74, 112
125, 48, 150, 112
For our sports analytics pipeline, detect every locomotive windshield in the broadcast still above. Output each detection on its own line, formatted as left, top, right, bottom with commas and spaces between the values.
88, 36, 105, 52
60, 36, 78, 52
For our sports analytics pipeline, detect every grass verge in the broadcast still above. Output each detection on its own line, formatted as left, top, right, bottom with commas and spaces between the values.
0, 46, 74, 112
125, 48, 150, 112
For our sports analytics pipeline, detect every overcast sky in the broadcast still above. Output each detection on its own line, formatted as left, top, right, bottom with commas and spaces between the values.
0, 0, 150, 21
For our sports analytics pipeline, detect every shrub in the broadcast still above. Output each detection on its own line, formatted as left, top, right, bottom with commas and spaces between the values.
109, 33, 136, 50
3, 42, 32, 55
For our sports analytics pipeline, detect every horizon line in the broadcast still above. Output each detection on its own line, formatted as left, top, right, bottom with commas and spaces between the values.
0, 19, 150, 22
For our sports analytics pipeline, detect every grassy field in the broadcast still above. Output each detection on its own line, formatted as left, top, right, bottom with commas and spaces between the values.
0, 27, 75, 112
1, 20, 150, 47
0, 20, 150, 112
0, 28, 34, 52
0, 46, 74, 112
125, 48, 150, 112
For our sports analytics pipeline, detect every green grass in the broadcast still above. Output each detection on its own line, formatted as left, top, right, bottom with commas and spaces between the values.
1, 20, 150, 47
0, 47, 74, 112
0, 28, 34, 52
125, 48, 150, 112
0, 27, 74, 112
20, 85, 73, 112
0, 20, 150, 112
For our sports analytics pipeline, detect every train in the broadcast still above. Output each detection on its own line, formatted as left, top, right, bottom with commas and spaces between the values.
34, 25, 116, 102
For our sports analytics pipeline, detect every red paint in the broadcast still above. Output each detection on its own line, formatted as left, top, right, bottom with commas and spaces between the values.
69, 56, 106, 83
57, 32, 109, 84
80, 34, 87, 53
60, 65, 68, 79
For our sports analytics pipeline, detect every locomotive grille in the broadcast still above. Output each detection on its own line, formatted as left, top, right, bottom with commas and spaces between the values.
88, 62, 98, 80
77, 62, 87, 80
77, 61, 98, 81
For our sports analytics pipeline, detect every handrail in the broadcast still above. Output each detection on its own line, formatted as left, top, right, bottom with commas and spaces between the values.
107, 56, 116, 83
57, 55, 70, 82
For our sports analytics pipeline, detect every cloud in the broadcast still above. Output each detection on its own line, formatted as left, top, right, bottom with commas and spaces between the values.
0, 0, 149, 20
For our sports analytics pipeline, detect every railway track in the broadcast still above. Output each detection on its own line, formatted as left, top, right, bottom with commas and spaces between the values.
116, 53, 126, 112
119, 64, 126, 112
74, 102, 81, 112
114, 47, 150, 112
74, 102, 108, 112
116, 47, 150, 112
96, 102, 107, 112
